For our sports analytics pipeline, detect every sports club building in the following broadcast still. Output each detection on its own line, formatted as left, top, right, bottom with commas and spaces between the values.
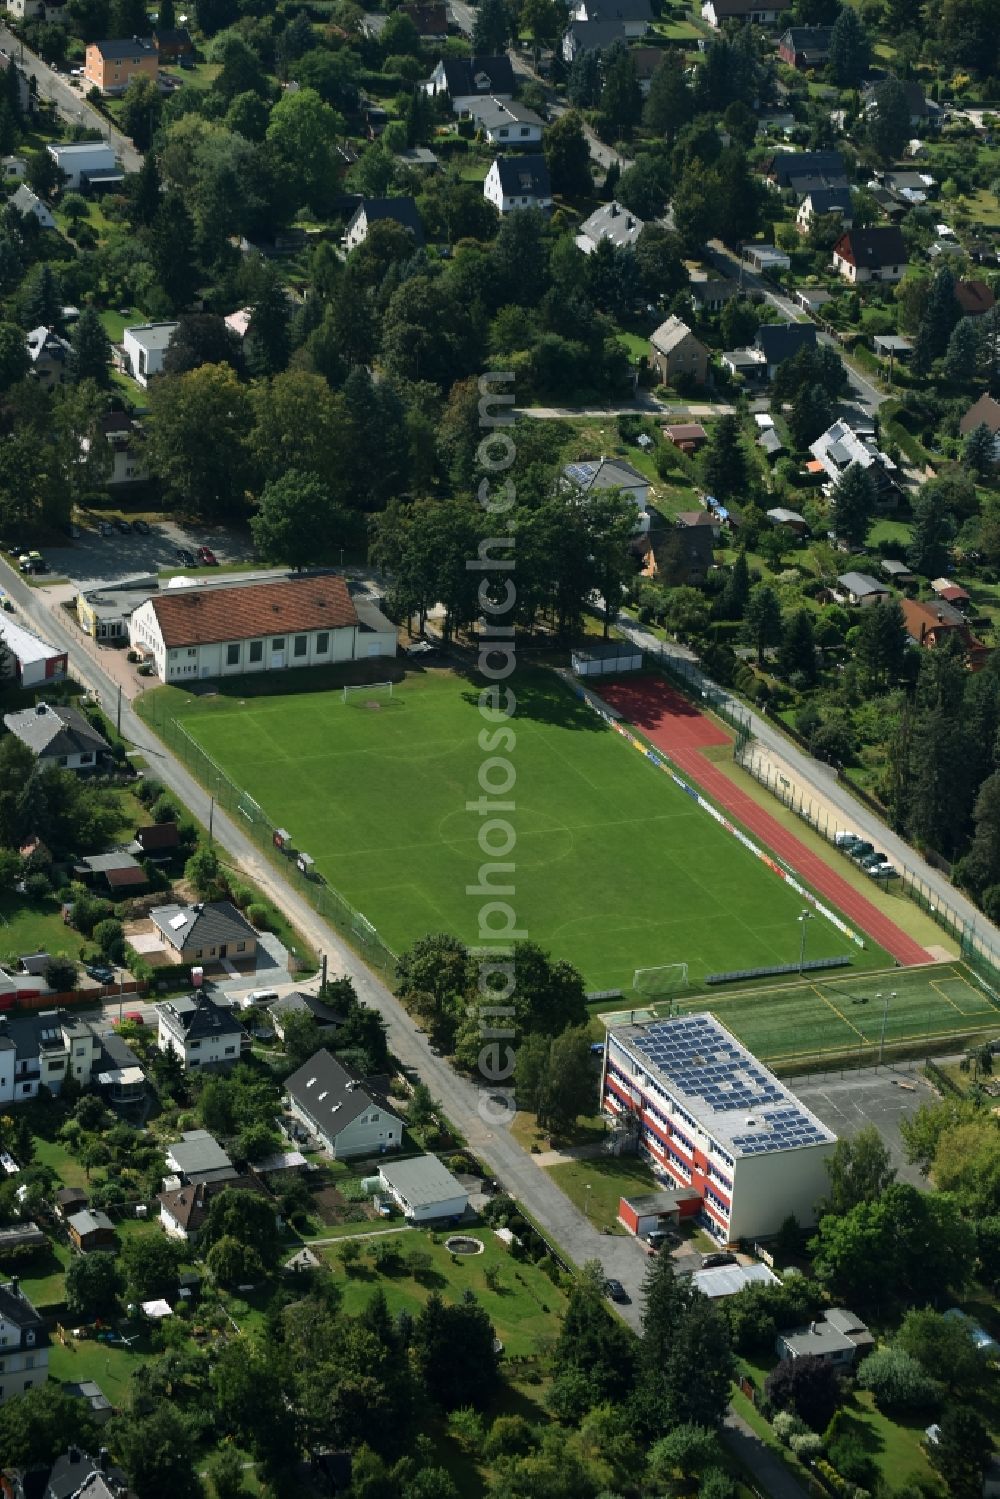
602, 1013, 836, 1244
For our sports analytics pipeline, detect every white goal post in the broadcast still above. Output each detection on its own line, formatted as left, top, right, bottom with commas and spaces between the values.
632, 962, 689, 1000
343, 680, 394, 704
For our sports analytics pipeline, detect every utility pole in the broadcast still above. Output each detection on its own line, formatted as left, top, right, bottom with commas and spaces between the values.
208, 796, 215, 845
797, 909, 814, 973
116, 682, 122, 737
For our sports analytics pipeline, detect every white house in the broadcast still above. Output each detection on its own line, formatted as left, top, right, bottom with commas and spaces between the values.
156, 993, 251, 1072
121, 322, 179, 386
5, 0, 66, 18
0, 1010, 105, 1105
128, 574, 396, 683
424, 54, 514, 113
0, 1281, 48, 1404
571, 0, 652, 33
469, 96, 544, 148
10, 185, 55, 231
576, 200, 645, 254
343, 197, 424, 252
95, 411, 148, 488
3, 703, 109, 771
702, 0, 790, 25
832, 227, 907, 284
47, 142, 118, 190
562, 456, 650, 532
285, 1048, 403, 1159
378, 1155, 469, 1221
484, 155, 552, 214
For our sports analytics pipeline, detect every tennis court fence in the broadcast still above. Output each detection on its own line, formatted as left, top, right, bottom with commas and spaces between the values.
142, 703, 399, 977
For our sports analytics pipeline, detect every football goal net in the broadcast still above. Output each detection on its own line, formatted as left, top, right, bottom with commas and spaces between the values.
632, 962, 689, 1001
343, 681, 395, 707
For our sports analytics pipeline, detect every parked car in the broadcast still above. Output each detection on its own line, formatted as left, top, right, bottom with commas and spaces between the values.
605, 1278, 629, 1303
175, 547, 196, 566
124, 1010, 145, 1025
132, 519, 151, 535
702, 1251, 736, 1269
860, 851, 887, 869
114, 518, 132, 534
406, 639, 437, 657
197, 545, 218, 566
834, 830, 858, 848
18, 552, 45, 574
85, 963, 115, 985
98, 520, 114, 537
849, 842, 875, 863
868, 862, 899, 879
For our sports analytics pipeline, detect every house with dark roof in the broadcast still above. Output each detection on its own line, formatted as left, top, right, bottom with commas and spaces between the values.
862, 77, 929, 127
285, 1048, 403, 1158
151, 900, 258, 968
636, 520, 716, 587
67, 1209, 117, 1252
36, 1446, 133, 1498
663, 422, 708, 453
133, 821, 180, 857
84, 36, 157, 94
777, 1308, 873, 1366
425, 55, 514, 112
156, 991, 251, 1071
832, 226, 908, 284
777, 25, 832, 67
702, 0, 790, 24
344, 196, 423, 252
268, 990, 344, 1041
688, 276, 740, 311
26, 322, 70, 386
0, 1280, 47, 1404
484, 155, 552, 214
158, 1175, 263, 1241
3, 702, 109, 772
561, 17, 630, 60
955, 279, 996, 317
768, 150, 845, 188
796, 186, 853, 233
960, 391, 1000, 464
561, 457, 650, 528
164, 1129, 237, 1185
128, 574, 395, 683
754, 321, 817, 378
153, 25, 193, 57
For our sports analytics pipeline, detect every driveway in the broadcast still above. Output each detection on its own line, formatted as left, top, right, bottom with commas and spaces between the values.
0, 26, 142, 173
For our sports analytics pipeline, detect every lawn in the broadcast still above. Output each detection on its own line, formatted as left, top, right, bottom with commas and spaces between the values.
321, 1230, 569, 1356
48, 1329, 152, 1406
143, 667, 877, 992
546, 1154, 659, 1234
0, 894, 89, 967
17, 1239, 73, 1309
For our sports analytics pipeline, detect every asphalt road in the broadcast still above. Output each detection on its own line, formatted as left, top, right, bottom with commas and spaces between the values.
706, 239, 886, 416
0, 25, 142, 173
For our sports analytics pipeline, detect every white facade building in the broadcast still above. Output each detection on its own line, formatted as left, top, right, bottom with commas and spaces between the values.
285, 1048, 403, 1159
128, 574, 396, 683
47, 142, 118, 190
602, 1013, 836, 1243
483, 155, 552, 214
121, 322, 179, 386
378, 1155, 469, 1221
0, 1281, 48, 1404
156, 993, 250, 1072
11, 185, 55, 231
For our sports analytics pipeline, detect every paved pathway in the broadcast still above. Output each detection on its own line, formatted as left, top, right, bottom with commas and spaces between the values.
531, 1142, 609, 1167
518, 401, 737, 419
724, 1411, 809, 1499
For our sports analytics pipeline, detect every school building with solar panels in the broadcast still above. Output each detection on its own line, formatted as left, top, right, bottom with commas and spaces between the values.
602, 1013, 837, 1244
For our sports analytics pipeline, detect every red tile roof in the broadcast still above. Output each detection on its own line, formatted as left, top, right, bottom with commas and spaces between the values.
954, 279, 996, 316
150, 576, 358, 649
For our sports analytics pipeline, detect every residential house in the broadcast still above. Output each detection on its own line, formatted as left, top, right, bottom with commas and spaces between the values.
631, 46, 667, 96
562, 457, 649, 530
75, 851, 148, 895
84, 37, 158, 95
67, 1209, 117, 1252
959, 392, 1000, 463
484, 155, 552, 214
96, 1030, 146, 1106
901, 597, 989, 667
562, 18, 631, 61
285, 1048, 403, 1159
25, 1447, 133, 1498
570, 0, 652, 31
343, 196, 424, 251
3, 155, 27, 179
0, 615, 66, 688
795, 186, 853, 233
150, 900, 258, 968
878, 168, 936, 206
836, 571, 890, 607
3, 703, 109, 772
954, 279, 996, 317
768, 150, 845, 188
576, 200, 645, 254
424, 55, 514, 113
268, 990, 344, 1041
742, 244, 791, 275
688, 276, 739, 311
128, 573, 395, 683
637, 521, 716, 587
881, 557, 915, 585
164, 1129, 237, 1186
777, 25, 832, 67
156, 992, 251, 1072
121, 323, 179, 386
402, 2, 448, 36
54, 1186, 88, 1219
0, 1280, 48, 1404
754, 321, 816, 378
377, 1155, 468, 1221
721, 346, 768, 385
603, 1014, 836, 1243
810, 419, 899, 500
766, 506, 807, 535
663, 422, 708, 453
0, 1010, 107, 1104
832, 226, 908, 284
702, 0, 790, 25
777, 1308, 873, 1367
26, 324, 71, 387
11, 185, 55, 230
47, 143, 119, 191
931, 577, 970, 609
153, 25, 194, 58
862, 78, 930, 128
677, 510, 722, 540
785, 168, 851, 197
158, 1176, 262, 1241
93, 411, 148, 489
470, 96, 544, 147
133, 822, 180, 858
649, 316, 710, 386
6, 0, 67, 17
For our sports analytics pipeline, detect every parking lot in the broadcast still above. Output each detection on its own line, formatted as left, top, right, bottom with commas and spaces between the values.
35, 517, 255, 588
791, 1063, 933, 1189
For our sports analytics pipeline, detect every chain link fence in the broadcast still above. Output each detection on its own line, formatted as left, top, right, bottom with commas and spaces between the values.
142, 699, 399, 978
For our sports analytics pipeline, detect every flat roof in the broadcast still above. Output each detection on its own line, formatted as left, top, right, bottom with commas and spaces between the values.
379, 1153, 467, 1207
692, 1263, 780, 1297
0, 614, 62, 665
608, 1013, 836, 1159
124, 322, 178, 352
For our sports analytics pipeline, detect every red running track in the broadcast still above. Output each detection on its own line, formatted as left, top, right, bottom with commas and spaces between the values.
599, 675, 929, 967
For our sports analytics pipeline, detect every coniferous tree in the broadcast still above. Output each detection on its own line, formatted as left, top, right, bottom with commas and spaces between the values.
964, 421, 996, 478
830, 464, 874, 547
743, 584, 782, 664
246, 264, 290, 377
643, 54, 692, 138
828, 5, 870, 85
701, 413, 748, 502
70, 308, 111, 385
779, 608, 817, 682
719, 549, 750, 621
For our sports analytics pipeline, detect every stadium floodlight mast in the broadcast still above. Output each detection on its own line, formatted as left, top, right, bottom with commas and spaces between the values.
877, 991, 897, 1065
797, 909, 815, 973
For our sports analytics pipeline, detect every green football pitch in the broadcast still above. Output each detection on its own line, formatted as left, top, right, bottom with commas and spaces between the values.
151, 668, 888, 993
666, 962, 1000, 1068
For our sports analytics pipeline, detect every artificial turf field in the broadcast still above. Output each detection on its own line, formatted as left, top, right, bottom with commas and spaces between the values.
662, 962, 1000, 1069
153, 667, 886, 993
